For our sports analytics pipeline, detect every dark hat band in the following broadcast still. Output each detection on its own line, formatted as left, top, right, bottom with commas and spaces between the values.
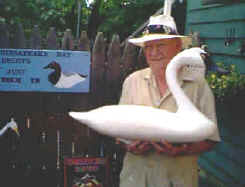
144, 25, 178, 35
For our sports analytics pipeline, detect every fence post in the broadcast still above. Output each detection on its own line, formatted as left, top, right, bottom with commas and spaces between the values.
46, 27, 58, 49
78, 31, 90, 51
61, 29, 74, 50
12, 23, 26, 49
0, 23, 10, 48
105, 34, 122, 104
120, 41, 138, 82
30, 25, 42, 49
91, 32, 107, 108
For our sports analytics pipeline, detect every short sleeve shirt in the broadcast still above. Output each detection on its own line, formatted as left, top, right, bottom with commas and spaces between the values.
119, 67, 221, 142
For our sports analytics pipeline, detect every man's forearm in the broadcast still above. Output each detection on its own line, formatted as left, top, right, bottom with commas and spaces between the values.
185, 140, 217, 154
151, 140, 218, 156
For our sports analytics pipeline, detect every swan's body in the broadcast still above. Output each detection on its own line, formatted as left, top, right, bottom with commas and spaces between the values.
69, 48, 217, 143
70, 104, 215, 143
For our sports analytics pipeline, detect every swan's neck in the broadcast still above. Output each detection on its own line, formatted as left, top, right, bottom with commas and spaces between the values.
166, 60, 197, 113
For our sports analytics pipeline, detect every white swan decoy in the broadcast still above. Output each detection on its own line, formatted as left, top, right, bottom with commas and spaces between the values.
69, 48, 217, 143
0, 118, 20, 137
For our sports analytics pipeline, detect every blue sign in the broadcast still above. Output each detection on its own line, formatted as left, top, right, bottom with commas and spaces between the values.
0, 49, 90, 93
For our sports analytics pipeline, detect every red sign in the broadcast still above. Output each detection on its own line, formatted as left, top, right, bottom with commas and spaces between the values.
64, 157, 109, 187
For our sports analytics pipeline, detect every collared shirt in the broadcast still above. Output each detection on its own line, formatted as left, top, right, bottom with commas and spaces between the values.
119, 67, 221, 142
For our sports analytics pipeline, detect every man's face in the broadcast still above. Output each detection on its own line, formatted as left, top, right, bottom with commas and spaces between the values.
144, 38, 182, 68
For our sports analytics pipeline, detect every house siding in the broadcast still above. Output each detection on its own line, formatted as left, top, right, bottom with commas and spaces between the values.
185, 1, 245, 73
185, 1, 245, 186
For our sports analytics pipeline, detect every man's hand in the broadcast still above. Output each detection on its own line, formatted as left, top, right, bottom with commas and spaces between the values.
126, 140, 152, 155
151, 139, 217, 156
115, 139, 152, 155
186, 140, 217, 154
116, 138, 217, 156
151, 140, 187, 156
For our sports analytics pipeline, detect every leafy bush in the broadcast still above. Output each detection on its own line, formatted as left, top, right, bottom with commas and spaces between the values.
206, 62, 245, 102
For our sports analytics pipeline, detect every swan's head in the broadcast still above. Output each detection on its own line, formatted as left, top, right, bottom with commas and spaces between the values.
169, 47, 207, 67
186, 47, 206, 54
186, 47, 207, 59
167, 47, 207, 82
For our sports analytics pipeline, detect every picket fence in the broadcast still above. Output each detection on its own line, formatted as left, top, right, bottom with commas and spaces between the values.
0, 23, 150, 187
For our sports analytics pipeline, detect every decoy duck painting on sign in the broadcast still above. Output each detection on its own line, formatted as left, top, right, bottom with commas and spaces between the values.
44, 61, 88, 89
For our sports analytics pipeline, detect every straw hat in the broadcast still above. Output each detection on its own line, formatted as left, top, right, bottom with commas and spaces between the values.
128, 14, 186, 47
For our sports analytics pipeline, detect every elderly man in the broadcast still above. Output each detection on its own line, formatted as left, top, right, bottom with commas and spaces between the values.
117, 14, 221, 187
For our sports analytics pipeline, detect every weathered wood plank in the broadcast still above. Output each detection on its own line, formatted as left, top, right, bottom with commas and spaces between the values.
62, 29, 74, 50
84, 32, 108, 153
105, 34, 122, 104
46, 27, 58, 49
188, 5, 245, 24
30, 25, 42, 49
107, 34, 122, 83
65, 31, 91, 111
12, 23, 26, 49
211, 55, 245, 73
78, 31, 90, 51
197, 38, 244, 57
186, 21, 245, 38
202, 0, 245, 6
45, 28, 74, 112
121, 41, 138, 81
0, 23, 10, 48
45, 27, 66, 112
91, 32, 106, 107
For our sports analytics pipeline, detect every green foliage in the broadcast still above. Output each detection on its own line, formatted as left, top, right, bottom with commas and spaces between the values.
0, 0, 90, 37
206, 62, 245, 102
88, 0, 164, 40
87, 0, 187, 41
0, 0, 186, 42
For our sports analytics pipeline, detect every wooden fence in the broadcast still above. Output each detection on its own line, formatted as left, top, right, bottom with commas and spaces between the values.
0, 23, 149, 187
